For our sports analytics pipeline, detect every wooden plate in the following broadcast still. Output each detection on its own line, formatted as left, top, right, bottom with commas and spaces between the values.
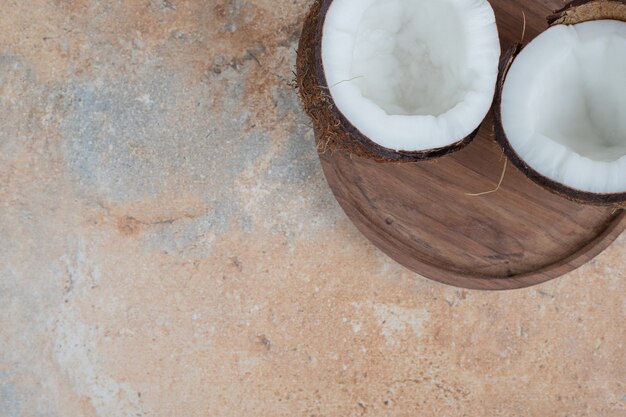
318, 0, 626, 290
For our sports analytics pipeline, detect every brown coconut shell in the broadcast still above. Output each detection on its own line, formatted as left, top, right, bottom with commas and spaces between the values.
494, 0, 626, 206
296, 0, 479, 163
548, 0, 626, 25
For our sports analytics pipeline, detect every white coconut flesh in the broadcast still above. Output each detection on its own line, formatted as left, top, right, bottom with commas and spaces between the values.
502, 20, 626, 194
321, 0, 501, 152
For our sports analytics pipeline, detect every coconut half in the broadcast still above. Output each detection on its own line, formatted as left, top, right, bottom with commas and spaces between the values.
297, 0, 501, 162
495, 0, 626, 205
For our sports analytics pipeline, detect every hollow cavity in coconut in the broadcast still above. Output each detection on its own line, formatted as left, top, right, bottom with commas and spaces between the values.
297, 0, 501, 162
495, 0, 626, 205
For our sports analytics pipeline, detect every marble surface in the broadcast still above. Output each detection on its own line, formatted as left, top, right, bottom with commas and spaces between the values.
0, 1, 624, 416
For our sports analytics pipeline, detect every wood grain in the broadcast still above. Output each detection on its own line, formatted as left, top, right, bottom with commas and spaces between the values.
317, 0, 626, 290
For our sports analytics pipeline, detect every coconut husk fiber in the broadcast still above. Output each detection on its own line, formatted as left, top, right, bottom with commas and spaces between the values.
548, 0, 626, 25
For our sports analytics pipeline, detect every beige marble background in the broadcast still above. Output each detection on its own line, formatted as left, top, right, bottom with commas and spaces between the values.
0, 1, 624, 416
